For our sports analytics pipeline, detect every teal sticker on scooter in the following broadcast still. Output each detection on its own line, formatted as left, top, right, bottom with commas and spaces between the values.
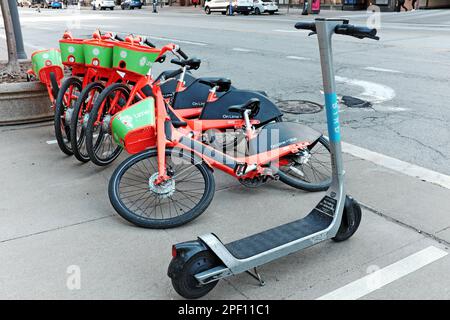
325, 93, 341, 142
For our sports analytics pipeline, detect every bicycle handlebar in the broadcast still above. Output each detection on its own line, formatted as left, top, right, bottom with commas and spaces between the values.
164, 69, 183, 80
177, 48, 188, 60
144, 38, 156, 48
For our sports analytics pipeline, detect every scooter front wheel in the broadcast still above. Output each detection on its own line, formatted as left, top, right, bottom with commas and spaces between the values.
169, 251, 220, 299
333, 195, 362, 242
109, 148, 216, 228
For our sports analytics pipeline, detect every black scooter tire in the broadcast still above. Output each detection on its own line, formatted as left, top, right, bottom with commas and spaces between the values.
170, 251, 219, 299
333, 196, 362, 242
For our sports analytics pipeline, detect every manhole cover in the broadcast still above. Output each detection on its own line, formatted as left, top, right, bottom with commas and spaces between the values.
277, 100, 323, 114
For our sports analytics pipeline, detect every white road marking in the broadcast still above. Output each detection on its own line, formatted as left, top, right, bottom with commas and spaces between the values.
364, 67, 403, 74
273, 29, 300, 33
232, 48, 253, 52
147, 36, 208, 47
335, 76, 396, 104
46, 140, 58, 145
341, 141, 450, 190
286, 55, 311, 61
371, 105, 411, 112
20, 14, 114, 23
0, 34, 42, 50
317, 246, 448, 300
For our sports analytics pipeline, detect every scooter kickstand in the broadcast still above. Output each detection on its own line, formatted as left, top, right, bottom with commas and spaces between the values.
246, 267, 265, 286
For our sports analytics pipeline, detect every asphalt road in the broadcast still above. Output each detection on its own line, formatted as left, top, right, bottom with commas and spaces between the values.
1, 6, 450, 300
2, 6, 449, 175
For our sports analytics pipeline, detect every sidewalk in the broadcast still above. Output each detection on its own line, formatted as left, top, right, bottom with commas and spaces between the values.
0, 121, 449, 299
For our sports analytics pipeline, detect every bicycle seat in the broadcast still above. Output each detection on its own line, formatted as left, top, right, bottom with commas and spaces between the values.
228, 98, 260, 118
198, 78, 232, 92
170, 58, 201, 70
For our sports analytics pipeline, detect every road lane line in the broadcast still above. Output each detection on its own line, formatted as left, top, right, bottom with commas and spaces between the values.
317, 246, 448, 300
364, 67, 403, 74
46, 140, 58, 145
341, 141, 450, 190
286, 55, 311, 61
273, 29, 299, 33
232, 48, 253, 52
147, 36, 208, 46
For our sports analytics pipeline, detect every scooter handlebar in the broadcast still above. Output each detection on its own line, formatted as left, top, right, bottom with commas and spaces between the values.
294, 22, 316, 32
294, 21, 379, 40
334, 24, 379, 40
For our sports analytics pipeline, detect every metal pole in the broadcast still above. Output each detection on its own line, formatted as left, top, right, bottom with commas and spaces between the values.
7, 0, 26, 59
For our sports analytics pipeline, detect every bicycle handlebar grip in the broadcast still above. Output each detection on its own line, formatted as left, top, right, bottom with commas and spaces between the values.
170, 59, 183, 66
115, 34, 125, 42
144, 38, 156, 48
165, 69, 183, 80
177, 48, 188, 60
294, 22, 316, 32
335, 24, 378, 40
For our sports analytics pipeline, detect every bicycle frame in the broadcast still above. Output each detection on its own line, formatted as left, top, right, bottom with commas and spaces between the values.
149, 83, 313, 185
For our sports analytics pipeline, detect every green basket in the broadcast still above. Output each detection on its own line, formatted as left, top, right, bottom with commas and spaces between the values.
59, 38, 85, 66
83, 40, 114, 68
111, 98, 156, 154
112, 42, 161, 76
31, 48, 63, 81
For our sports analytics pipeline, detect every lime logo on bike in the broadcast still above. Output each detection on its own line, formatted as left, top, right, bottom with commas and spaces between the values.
120, 50, 127, 58
68, 46, 75, 53
139, 57, 147, 67
111, 98, 156, 148
92, 48, 100, 56
324, 93, 341, 142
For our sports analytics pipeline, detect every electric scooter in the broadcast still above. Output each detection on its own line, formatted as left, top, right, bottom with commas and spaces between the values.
167, 18, 379, 299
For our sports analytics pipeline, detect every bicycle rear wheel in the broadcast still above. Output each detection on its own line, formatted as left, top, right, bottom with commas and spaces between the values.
277, 136, 332, 192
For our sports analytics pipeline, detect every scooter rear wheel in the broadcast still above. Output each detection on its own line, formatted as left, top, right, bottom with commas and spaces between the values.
170, 251, 219, 299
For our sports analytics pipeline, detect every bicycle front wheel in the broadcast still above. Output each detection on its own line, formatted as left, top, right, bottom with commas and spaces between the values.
109, 148, 215, 229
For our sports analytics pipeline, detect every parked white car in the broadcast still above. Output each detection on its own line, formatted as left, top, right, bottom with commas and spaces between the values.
92, 0, 115, 10
204, 0, 254, 15
252, 0, 278, 14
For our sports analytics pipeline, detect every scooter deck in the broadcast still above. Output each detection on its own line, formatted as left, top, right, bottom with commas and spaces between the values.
224, 207, 333, 260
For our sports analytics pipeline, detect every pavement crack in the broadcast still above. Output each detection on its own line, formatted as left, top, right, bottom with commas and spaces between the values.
0, 214, 114, 245
360, 201, 450, 248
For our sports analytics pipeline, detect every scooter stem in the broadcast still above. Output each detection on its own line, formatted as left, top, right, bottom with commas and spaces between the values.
315, 18, 346, 192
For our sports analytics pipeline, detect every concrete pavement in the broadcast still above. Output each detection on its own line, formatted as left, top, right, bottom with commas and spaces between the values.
0, 120, 449, 299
